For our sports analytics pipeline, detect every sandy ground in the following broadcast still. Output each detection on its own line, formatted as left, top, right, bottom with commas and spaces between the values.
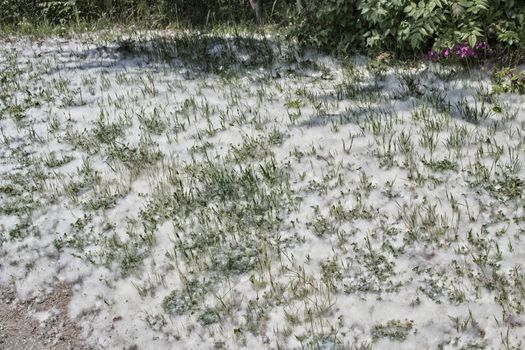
0, 283, 91, 350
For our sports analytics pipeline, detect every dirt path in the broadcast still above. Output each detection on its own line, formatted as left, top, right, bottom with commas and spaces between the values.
0, 283, 92, 350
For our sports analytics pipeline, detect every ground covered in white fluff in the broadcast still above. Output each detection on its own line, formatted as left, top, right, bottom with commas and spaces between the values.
0, 29, 524, 350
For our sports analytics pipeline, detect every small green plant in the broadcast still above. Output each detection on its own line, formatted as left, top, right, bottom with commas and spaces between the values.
455, 98, 492, 124
422, 158, 457, 172
372, 319, 415, 341
162, 278, 209, 316
492, 67, 525, 95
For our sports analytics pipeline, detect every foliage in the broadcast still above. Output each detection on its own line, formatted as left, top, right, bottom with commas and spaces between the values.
295, 0, 525, 56
0, 0, 299, 27
492, 67, 525, 94
295, 0, 363, 52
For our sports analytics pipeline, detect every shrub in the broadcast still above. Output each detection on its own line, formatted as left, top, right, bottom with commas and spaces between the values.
0, 0, 299, 27
294, 0, 364, 52
295, 0, 525, 57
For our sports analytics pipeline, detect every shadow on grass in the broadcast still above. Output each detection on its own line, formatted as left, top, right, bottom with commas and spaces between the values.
35, 32, 506, 128
296, 64, 502, 128
46, 32, 328, 78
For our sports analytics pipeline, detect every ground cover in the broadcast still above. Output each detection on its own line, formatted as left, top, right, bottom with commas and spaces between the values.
0, 29, 524, 349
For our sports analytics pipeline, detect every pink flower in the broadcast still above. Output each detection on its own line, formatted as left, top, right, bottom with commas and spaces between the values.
426, 49, 439, 60
454, 44, 476, 59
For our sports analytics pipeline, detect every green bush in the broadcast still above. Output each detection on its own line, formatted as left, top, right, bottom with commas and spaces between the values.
0, 0, 182, 25
295, 0, 525, 56
295, 0, 363, 52
0, 0, 299, 27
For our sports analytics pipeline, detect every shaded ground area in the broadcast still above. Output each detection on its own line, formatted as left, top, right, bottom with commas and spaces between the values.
0, 284, 90, 350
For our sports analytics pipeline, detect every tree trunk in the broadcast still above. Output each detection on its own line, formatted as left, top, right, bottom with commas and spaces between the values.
249, 0, 263, 25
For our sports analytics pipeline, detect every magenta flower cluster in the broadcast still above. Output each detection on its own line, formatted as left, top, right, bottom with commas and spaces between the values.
427, 42, 493, 61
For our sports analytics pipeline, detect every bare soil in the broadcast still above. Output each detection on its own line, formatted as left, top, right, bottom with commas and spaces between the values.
0, 283, 92, 350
